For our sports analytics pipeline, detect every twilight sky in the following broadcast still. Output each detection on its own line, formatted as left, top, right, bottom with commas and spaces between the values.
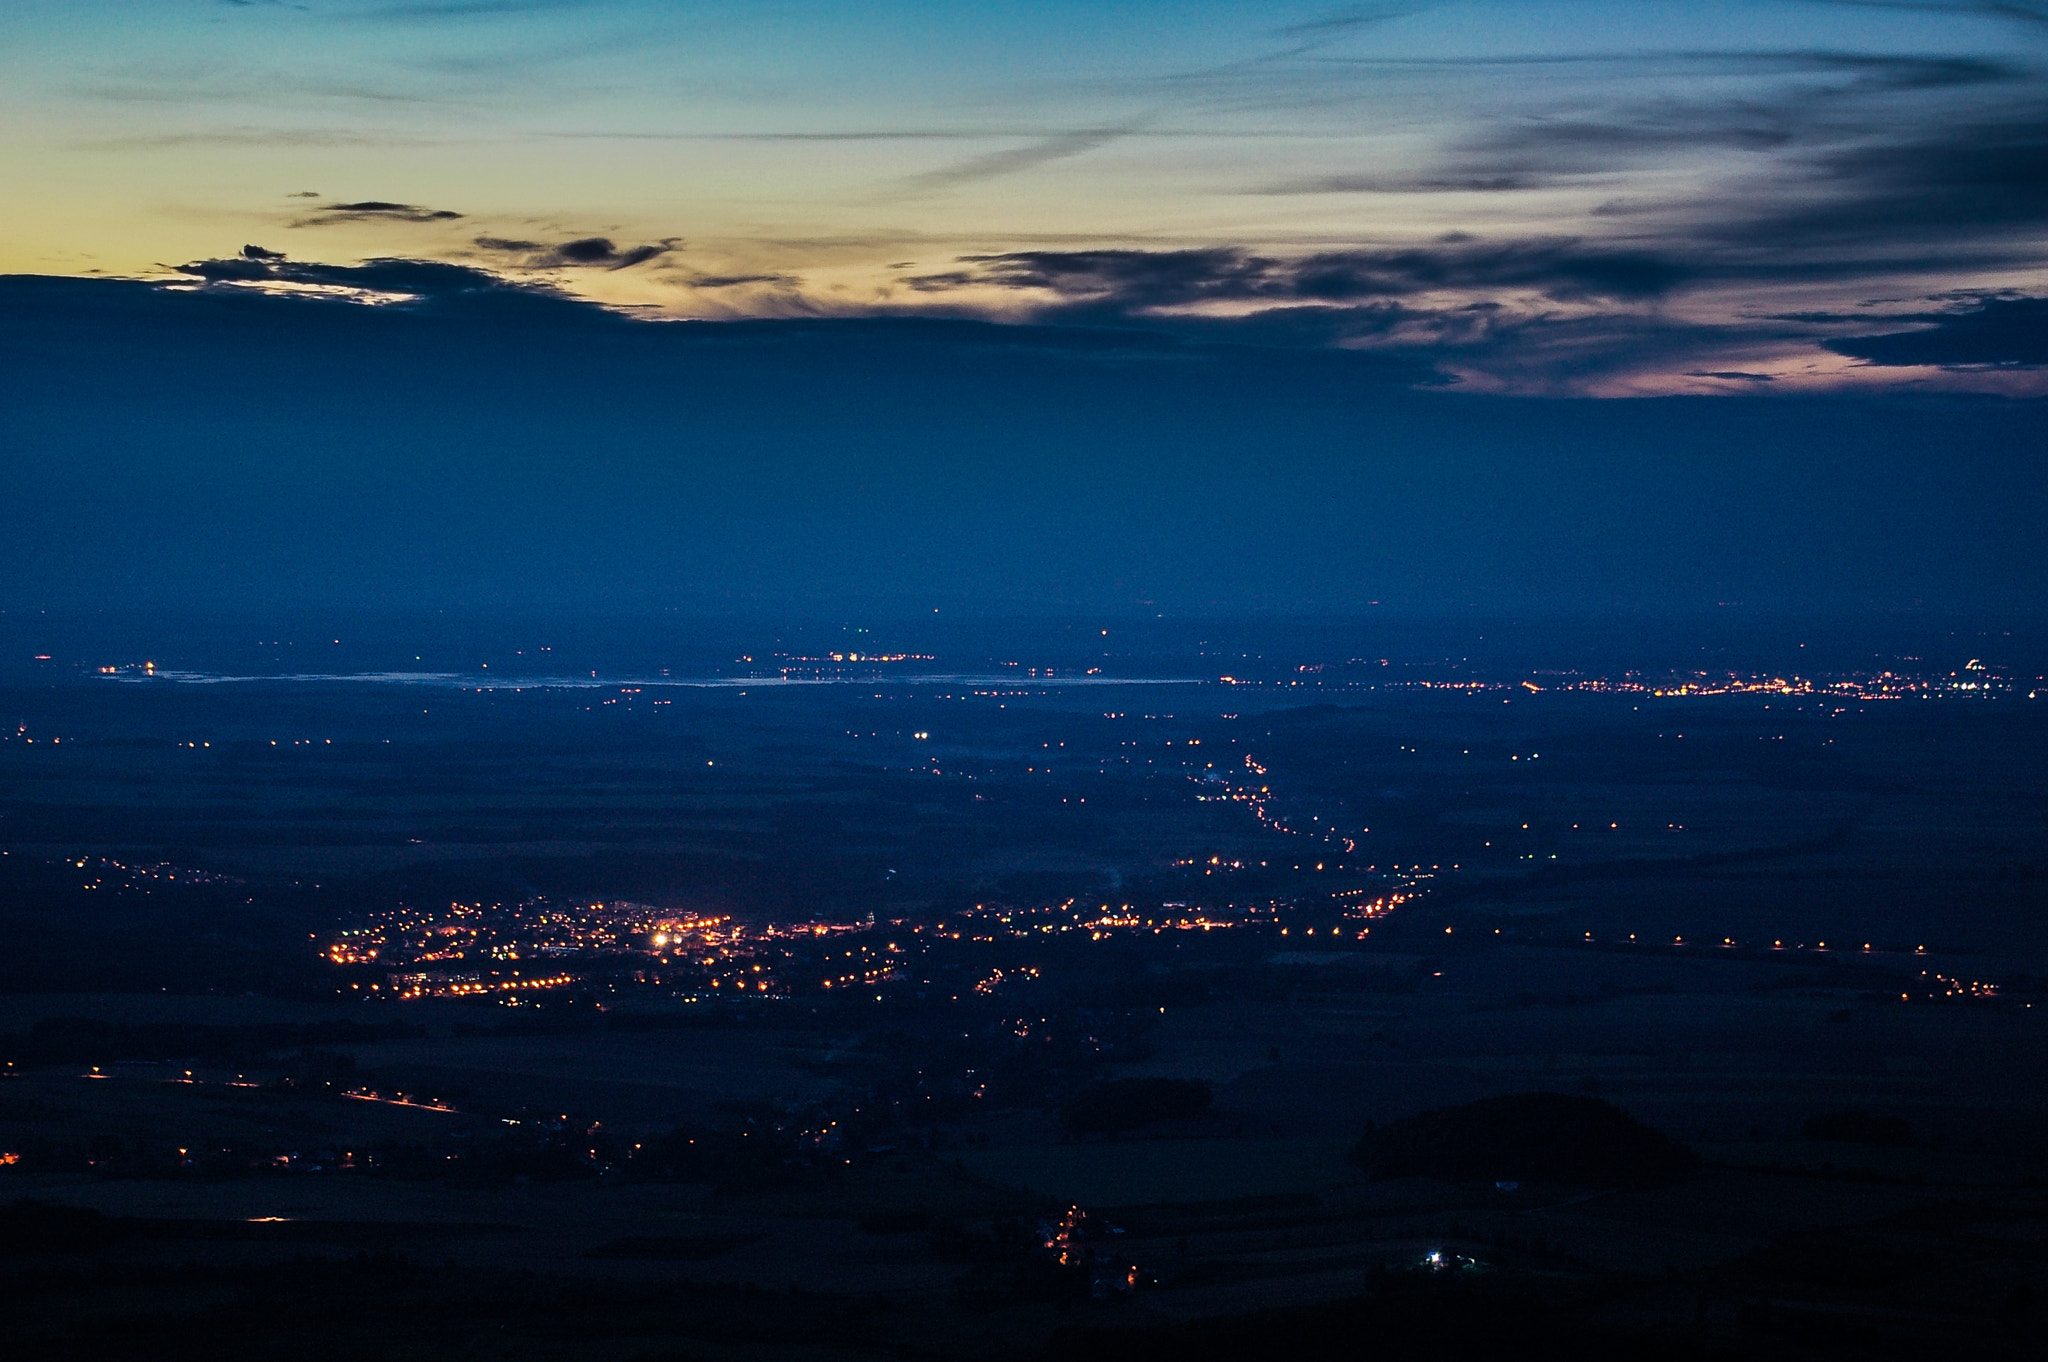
4, 2, 2046, 620
6, 0, 2048, 393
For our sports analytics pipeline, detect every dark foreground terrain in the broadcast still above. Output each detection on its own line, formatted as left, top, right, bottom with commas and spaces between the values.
1, 615, 2043, 1358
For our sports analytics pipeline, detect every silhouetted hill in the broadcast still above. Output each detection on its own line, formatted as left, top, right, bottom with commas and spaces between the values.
1063, 1077, 1213, 1134
1352, 1091, 1699, 1188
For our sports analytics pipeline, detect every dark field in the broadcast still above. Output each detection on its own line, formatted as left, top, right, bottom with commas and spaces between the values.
1, 617, 2044, 1358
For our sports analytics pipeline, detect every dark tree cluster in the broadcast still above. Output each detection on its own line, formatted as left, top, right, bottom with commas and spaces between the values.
1351, 1091, 1700, 1188
1801, 1109, 1915, 1147
1062, 1077, 1213, 1134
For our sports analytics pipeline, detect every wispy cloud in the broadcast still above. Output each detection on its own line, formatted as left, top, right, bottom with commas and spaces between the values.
471, 234, 678, 269
291, 199, 466, 226
1698, 100, 2048, 252
912, 241, 1693, 307
79, 127, 444, 150
1805, 0, 2048, 27
889, 126, 1142, 196
358, 1, 598, 17
79, 61, 453, 108
1265, 4, 1434, 39
1255, 172, 1539, 194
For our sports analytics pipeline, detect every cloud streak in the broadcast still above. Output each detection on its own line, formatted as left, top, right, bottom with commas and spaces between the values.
165, 250, 588, 311
359, 1, 598, 17
1827, 295, 2048, 366
913, 241, 1694, 307
292, 199, 466, 225
80, 127, 443, 150
471, 234, 678, 269
889, 126, 1142, 195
